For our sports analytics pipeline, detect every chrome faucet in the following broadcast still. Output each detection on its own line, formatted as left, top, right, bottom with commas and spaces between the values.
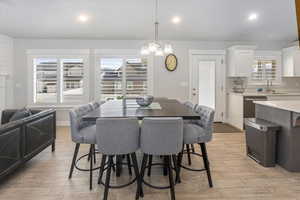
265, 80, 273, 93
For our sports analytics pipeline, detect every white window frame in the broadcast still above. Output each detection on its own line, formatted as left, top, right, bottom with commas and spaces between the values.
27, 49, 90, 106
94, 49, 154, 101
248, 50, 282, 85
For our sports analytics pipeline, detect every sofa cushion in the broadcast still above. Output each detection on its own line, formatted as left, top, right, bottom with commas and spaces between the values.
9, 108, 32, 122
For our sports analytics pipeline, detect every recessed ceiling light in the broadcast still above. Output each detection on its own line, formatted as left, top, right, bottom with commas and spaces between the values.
78, 14, 89, 23
248, 13, 258, 21
172, 16, 181, 24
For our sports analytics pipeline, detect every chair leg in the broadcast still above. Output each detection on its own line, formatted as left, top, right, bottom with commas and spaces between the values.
131, 153, 142, 200
176, 150, 184, 183
147, 155, 153, 176
98, 155, 107, 184
103, 155, 113, 200
69, 143, 80, 179
172, 155, 180, 183
93, 144, 96, 164
191, 144, 195, 153
163, 156, 168, 176
167, 156, 176, 200
87, 144, 92, 162
126, 154, 132, 176
90, 145, 94, 190
116, 155, 122, 177
199, 143, 213, 188
186, 144, 192, 165
139, 154, 148, 198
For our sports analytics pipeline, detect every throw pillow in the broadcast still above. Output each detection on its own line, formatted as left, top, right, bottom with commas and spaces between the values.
9, 108, 32, 122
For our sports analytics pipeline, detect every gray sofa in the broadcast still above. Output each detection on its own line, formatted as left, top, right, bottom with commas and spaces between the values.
0, 109, 56, 181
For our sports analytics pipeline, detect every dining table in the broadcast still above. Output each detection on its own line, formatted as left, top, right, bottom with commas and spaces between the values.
82, 98, 200, 121
82, 98, 200, 176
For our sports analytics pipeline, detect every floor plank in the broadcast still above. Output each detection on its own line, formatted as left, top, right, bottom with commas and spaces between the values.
0, 126, 300, 200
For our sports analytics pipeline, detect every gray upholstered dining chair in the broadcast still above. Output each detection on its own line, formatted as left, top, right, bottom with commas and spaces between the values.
96, 118, 141, 200
177, 105, 215, 188
183, 101, 197, 110
89, 101, 105, 110
140, 118, 183, 200
183, 101, 198, 165
68, 104, 97, 190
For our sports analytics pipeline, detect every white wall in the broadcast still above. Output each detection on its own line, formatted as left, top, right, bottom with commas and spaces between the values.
0, 34, 14, 109
11, 38, 288, 124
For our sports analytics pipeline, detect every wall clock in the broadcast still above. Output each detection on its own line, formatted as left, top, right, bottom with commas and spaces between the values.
165, 54, 178, 71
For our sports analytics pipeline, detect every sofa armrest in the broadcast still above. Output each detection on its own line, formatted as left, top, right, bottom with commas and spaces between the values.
1, 109, 18, 125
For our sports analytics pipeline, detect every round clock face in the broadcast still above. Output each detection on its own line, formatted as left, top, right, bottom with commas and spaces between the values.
165, 54, 178, 71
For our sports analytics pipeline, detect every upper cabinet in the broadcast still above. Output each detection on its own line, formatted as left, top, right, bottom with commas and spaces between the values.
227, 45, 256, 77
282, 46, 300, 77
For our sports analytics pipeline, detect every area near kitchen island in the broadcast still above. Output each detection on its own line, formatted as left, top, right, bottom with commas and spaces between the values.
254, 100, 300, 172
227, 92, 300, 130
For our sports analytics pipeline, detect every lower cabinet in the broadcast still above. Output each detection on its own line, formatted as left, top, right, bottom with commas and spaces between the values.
227, 94, 244, 130
227, 94, 300, 130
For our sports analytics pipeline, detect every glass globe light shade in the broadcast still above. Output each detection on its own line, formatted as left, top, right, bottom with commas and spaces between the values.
164, 44, 173, 54
141, 46, 150, 55
148, 42, 159, 52
155, 47, 164, 56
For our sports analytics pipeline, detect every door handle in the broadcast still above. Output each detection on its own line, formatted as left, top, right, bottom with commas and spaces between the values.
192, 93, 196, 96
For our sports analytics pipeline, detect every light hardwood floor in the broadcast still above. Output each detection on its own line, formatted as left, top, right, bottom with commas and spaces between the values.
0, 126, 300, 200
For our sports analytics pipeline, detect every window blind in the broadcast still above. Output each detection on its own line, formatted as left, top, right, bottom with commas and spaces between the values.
125, 58, 148, 97
100, 57, 148, 101
100, 58, 123, 101
62, 59, 84, 100
34, 58, 58, 103
252, 59, 277, 81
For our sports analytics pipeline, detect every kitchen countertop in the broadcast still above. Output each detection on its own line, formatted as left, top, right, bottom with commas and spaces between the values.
254, 100, 300, 113
229, 92, 300, 96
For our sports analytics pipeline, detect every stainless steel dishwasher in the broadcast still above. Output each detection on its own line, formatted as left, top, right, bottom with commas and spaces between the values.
243, 96, 268, 118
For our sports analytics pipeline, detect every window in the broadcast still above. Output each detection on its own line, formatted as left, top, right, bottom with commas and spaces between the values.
250, 52, 281, 84
252, 59, 277, 81
99, 57, 148, 101
29, 53, 88, 105
125, 58, 148, 97
62, 59, 84, 102
34, 58, 58, 103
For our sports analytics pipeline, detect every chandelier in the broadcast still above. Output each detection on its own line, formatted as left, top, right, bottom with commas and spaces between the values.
140, 0, 173, 56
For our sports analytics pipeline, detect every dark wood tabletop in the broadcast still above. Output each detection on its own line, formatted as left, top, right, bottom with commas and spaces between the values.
82, 99, 200, 121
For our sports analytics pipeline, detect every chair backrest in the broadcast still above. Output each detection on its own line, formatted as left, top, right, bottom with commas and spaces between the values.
89, 101, 105, 110
69, 104, 93, 143
194, 105, 215, 135
141, 118, 183, 155
184, 101, 197, 110
96, 118, 140, 155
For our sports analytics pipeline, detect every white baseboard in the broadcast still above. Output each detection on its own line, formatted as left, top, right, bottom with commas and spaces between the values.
57, 120, 70, 126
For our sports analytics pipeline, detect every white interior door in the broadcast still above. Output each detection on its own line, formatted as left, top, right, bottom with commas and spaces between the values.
190, 54, 225, 122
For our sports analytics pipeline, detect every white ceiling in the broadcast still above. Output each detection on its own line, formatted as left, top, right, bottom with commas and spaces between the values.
0, 0, 298, 42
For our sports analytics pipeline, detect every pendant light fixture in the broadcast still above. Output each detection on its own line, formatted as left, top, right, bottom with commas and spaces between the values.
140, 0, 173, 56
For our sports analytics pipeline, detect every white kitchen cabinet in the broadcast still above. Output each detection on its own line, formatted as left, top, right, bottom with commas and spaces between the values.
227, 46, 256, 77
283, 46, 300, 77
227, 93, 244, 130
